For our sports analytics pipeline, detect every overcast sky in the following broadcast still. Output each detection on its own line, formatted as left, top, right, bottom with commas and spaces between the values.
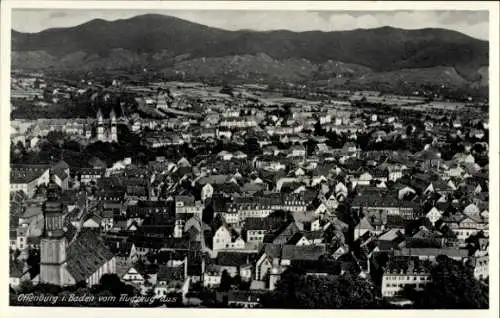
12, 9, 489, 40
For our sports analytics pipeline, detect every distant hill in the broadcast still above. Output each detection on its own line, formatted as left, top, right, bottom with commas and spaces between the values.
11, 14, 489, 91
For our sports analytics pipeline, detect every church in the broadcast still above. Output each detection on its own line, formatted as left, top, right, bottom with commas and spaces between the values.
39, 173, 116, 287
95, 108, 118, 143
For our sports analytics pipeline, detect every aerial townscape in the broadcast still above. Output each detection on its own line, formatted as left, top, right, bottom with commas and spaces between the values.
8, 12, 490, 309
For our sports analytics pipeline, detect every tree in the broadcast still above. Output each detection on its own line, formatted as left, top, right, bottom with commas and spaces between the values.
18, 279, 35, 293
96, 274, 136, 298
261, 267, 378, 309
219, 270, 232, 292
314, 120, 325, 136
413, 256, 488, 309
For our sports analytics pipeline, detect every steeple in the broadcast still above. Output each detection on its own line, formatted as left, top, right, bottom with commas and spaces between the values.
110, 108, 117, 123
97, 108, 105, 141
97, 108, 103, 124
40, 170, 68, 286
110, 108, 118, 142
43, 171, 64, 238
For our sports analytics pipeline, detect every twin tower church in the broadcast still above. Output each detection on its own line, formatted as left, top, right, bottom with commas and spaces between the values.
95, 108, 118, 143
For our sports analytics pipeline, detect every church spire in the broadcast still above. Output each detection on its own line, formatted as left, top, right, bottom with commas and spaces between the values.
43, 171, 64, 238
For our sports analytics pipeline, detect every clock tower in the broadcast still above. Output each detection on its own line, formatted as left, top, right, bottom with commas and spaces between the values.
40, 171, 68, 286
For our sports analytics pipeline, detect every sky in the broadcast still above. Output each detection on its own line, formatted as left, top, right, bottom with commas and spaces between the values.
11, 9, 489, 40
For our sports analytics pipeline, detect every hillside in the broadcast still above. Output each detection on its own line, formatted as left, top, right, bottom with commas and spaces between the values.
11, 14, 489, 91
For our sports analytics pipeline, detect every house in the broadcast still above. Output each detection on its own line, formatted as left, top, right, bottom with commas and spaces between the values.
201, 183, 214, 203
425, 207, 443, 226
387, 166, 404, 182
441, 213, 487, 242
98, 208, 115, 232
119, 264, 148, 287
351, 195, 418, 220
10, 166, 50, 198
245, 217, 286, 245
175, 195, 203, 219
79, 168, 105, 184
215, 252, 254, 281
203, 265, 223, 288
353, 217, 375, 241
213, 225, 245, 251
255, 243, 326, 281
82, 214, 101, 229
381, 256, 432, 297
230, 195, 282, 220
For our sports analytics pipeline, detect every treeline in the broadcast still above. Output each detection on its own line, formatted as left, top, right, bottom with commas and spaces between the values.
261, 255, 488, 309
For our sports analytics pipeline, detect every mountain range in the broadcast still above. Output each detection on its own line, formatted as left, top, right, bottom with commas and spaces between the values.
11, 14, 489, 91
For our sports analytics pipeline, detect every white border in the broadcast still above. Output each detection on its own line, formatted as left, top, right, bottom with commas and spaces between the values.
1, 1, 498, 318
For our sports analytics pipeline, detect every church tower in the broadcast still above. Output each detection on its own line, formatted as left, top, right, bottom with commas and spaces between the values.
110, 108, 118, 142
97, 108, 104, 141
40, 171, 68, 286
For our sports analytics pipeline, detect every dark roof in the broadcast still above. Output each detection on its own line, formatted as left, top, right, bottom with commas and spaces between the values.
162, 238, 202, 251
54, 168, 68, 181
65, 228, 115, 283
53, 160, 70, 170
264, 221, 300, 245
262, 243, 325, 261
11, 167, 47, 184
216, 252, 254, 267
244, 217, 285, 231
351, 194, 417, 208
386, 215, 412, 228
385, 256, 432, 275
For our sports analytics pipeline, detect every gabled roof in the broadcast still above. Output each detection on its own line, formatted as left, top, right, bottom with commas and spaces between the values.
65, 228, 115, 283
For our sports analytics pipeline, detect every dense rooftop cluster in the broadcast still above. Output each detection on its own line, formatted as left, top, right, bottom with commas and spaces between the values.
9, 73, 489, 308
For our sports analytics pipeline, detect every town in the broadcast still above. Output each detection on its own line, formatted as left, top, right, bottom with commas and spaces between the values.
9, 70, 489, 308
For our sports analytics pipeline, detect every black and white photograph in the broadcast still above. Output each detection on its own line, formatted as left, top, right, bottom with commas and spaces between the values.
1, 0, 498, 313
